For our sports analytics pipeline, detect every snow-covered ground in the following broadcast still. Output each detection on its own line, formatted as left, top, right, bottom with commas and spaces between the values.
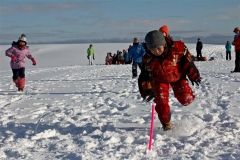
0, 43, 239, 159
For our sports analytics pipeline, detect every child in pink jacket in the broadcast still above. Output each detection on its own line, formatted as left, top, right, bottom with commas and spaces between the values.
5, 34, 36, 91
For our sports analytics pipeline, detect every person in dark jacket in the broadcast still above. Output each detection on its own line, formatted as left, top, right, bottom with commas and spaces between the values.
232, 27, 240, 72
138, 30, 201, 131
128, 37, 146, 78
123, 49, 131, 64
196, 38, 203, 59
225, 41, 232, 60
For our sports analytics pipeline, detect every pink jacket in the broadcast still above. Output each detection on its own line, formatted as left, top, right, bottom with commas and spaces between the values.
5, 45, 35, 69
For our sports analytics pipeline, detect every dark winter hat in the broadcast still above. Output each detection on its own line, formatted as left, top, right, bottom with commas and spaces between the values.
133, 37, 139, 43
233, 26, 240, 33
145, 30, 166, 49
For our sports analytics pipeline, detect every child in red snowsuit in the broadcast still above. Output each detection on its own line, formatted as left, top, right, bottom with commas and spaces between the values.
138, 30, 201, 130
5, 34, 36, 91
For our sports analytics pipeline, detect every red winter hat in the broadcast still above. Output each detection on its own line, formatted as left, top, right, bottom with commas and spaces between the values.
159, 25, 169, 36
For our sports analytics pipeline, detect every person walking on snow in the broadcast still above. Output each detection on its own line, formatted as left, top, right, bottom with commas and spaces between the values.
225, 41, 232, 60
232, 27, 240, 72
196, 38, 203, 60
128, 37, 146, 78
5, 34, 36, 91
87, 44, 95, 65
138, 30, 201, 131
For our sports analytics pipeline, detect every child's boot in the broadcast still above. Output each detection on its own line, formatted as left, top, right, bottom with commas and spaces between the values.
13, 78, 19, 88
162, 121, 172, 131
18, 78, 25, 91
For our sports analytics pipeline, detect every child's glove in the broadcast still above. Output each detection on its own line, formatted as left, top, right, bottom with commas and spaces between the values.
87, 55, 89, 60
138, 80, 155, 102
93, 56, 95, 60
190, 78, 201, 86
144, 91, 155, 102
31, 58, 36, 65
187, 62, 201, 86
11, 55, 17, 62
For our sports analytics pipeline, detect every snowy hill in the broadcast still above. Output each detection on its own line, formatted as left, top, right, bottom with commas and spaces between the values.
0, 43, 240, 159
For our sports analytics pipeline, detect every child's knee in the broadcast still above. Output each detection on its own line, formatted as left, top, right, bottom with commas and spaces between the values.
177, 93, 195, 106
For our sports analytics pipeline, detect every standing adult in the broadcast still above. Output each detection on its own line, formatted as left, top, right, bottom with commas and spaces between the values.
196, 38, 203, 60
5, 34, 36, 91
225, 41, 232, 60
128, 37, 146, 78
87, 44, 95, 65
232, 27, 240, 72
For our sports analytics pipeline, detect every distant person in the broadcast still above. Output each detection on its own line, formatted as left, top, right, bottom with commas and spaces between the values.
128, 37, 146, 78
5, 34, 36, 91
232, 27, 240, 72
128, 45, 132, 52
196, 38, 203, 59
112, 53, 117, 65
117, 50, 124, 64
87, 44, 95, 65
123, 49, 131, 64
225, 41, 232, 60
105, 52, 113, 65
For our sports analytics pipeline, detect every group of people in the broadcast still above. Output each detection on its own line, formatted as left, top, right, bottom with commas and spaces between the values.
4, 25, 240, 131
196, 35, 238, 63
105, 49, 131, 65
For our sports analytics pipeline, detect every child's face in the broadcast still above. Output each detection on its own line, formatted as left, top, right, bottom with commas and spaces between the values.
18, 41, 26, 49
149, 46, 165, 56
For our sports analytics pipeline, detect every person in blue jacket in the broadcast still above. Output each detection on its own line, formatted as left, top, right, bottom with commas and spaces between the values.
128, 37, 146, 78
123, 49, 131, 64
225, 41, 231, 60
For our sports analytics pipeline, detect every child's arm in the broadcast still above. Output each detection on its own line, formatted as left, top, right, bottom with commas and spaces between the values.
5, 47, 18, 62
5, 47, 15, 57
181, 47, 201, 85
26, 50, 36, 65
138, 54, 155, 101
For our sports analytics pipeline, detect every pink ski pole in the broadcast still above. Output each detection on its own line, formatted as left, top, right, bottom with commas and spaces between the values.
148, 102, 155, 151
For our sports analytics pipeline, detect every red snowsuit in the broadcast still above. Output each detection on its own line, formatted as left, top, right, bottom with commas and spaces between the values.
232, 34, 240, 52
232, 34, 240, 72
139, 41, 200, 125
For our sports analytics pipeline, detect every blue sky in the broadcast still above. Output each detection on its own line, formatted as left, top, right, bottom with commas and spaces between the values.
0, 0, 239, 44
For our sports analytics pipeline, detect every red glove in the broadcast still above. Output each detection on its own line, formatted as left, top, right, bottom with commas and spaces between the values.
31, 58, 36, 65
11, 56, 17, 62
